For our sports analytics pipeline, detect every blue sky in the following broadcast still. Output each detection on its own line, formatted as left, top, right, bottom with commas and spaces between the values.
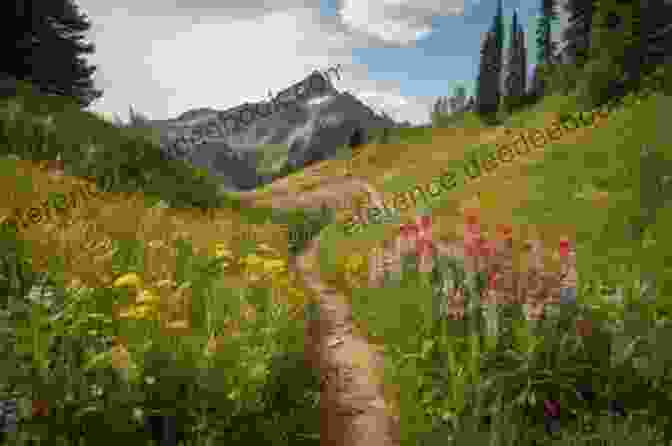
81, 0, 569, 125
322, 0, 565, 101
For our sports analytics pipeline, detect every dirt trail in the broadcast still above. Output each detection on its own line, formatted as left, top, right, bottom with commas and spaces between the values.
240, 176, 399, 446
238, 171, 576, 446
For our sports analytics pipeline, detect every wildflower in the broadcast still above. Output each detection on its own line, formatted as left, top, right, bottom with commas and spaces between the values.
256, 243, 277, 254
241, 253, 263, 265
214, 242, 233, 259
136, 289, 160, 304
118, 306, 138, 319
398, 223, 413, 255
263, 259, 286, 273
155, 279, 177, 290
416, 215, 432, 239
544, 400, 560, 418
416, 238, 435, 274
113, 273, 143, 289
463, 213, 481, 258
542, 399, 562, 434
406, 223, 419, 245
559, 238, 570, 258
477, 232, 494, 258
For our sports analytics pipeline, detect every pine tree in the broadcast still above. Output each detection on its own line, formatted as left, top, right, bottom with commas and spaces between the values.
493, 0, 505, 84
590, 0, 671, 88
536, 0, 558, 66
562, 0, 597, 68
476, 0, 506, 119
8, 0, 102, 107
512, 11, 528, 99
476, 30, 501, 117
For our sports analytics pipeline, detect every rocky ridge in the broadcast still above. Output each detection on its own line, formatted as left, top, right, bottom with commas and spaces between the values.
145, 71, 395, 191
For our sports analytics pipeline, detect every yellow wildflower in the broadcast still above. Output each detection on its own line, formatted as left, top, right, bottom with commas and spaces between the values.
155, 279, 177, 289
241, 253, 263, 265
136, 289, 160, 304
113, 273, 143, 289
256, 243, 277, 254
133, 305, 155, 319
246, 272, 263, 282
214, 242, 233, 259
346, 253, 364, 272
118, 306, 137, 319
263, 259, 286, 273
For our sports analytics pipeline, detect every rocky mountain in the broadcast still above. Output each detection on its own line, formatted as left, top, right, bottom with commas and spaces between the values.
145, 71, 394, 191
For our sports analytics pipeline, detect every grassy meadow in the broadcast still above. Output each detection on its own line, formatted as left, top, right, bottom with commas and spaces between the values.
0, 81, 323, 444
0, 64, 671, 445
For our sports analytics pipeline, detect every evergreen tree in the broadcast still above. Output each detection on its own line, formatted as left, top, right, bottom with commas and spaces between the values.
590, 0, 671, 89
492, 0, 504, 93
476, 0, 505, 119
476, 31, 501, 117
506, 11, 530, 110
536, 0, 559, 66
8, 0, 102, 107
562, 0, 597, 68
493, 0, 505, 87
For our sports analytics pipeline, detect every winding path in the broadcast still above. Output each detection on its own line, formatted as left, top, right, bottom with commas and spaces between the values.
235, 171, 575, 446
238, 176, 400, 446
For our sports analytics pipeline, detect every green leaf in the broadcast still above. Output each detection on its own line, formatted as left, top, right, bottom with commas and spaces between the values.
83, 351, 112, 371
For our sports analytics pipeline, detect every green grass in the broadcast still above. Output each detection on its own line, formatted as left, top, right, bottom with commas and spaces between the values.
316, 83, 672, 445
0, 80, 321, 444
0, 80, 310, 228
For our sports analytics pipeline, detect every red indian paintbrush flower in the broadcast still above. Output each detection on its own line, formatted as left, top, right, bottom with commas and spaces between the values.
416, 215, 432, 239
415, 238, 435, 257
407, 223, 419, 244
477, 234, 494, 258
559, 238, 570, 258
463, 216, 481, 258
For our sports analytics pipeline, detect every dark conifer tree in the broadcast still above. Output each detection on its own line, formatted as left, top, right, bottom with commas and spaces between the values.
476, 0, 505, 119
561, 0, 597, 68
476, 30, 500, 117
7, 0, 102, 107
505, 10, 527, 108
536, 0, 559, 66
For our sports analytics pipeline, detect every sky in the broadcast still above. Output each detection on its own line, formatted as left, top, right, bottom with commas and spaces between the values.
80, 0, 570, 126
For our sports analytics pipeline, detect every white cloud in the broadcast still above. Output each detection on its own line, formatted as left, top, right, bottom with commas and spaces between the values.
337, 0, 464, 45
80, 1, 438, 127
